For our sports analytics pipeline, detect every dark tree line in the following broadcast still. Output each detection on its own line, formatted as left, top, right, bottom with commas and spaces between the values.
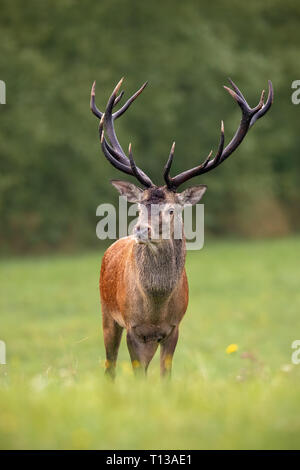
0, 0, 299, 252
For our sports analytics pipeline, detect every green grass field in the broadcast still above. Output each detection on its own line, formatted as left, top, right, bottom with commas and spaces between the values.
1, 237, 300, 450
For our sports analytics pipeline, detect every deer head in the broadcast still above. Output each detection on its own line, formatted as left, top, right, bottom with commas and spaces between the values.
90, 78, 273, 243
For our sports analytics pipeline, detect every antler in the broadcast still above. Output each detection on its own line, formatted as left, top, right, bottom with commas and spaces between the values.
164, 79, 273, 190
90, 78, 154, 188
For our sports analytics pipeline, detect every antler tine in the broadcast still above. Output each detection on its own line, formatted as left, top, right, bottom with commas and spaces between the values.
90, 81, 102, 119
128, 143, 153, 187
224, 80, 265, 116
114, 90, 124, 107
211, 120, 225, 165
223, 85, 248, 110
165, 144, 215, 190
169, 80, 273, 189
164, 142, 176, 189
252, 89, 265, 113
90, 80, 148, 120
250, 80, 273, 128
227, 78, 247, 102
169, 150, 213, 188
114, 82, 148, 119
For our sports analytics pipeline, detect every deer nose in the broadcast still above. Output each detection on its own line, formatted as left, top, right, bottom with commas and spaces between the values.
134, 224, 151, 240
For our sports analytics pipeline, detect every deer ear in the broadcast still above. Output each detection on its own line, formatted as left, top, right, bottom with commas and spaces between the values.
111, 180, 143, 203
178, 185, 207, 206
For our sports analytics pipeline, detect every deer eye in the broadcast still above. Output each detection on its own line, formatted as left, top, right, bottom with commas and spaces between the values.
168, 208, 174, 215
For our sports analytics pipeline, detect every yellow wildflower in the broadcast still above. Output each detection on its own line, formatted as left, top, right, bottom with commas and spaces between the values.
226, 343, 238, 354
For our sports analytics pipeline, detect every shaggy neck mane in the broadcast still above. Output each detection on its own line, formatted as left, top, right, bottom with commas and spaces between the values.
134, 237, 186, 299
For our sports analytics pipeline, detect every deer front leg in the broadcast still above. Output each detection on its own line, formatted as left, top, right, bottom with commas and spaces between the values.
160, 326, 179, 378
102, 309, 123, 380
126, 330, 158, 376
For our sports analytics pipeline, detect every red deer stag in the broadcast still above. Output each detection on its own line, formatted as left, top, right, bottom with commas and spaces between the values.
90, 77, 273, 379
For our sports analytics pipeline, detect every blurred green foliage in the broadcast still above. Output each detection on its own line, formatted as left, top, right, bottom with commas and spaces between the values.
0, 0, 300, 252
